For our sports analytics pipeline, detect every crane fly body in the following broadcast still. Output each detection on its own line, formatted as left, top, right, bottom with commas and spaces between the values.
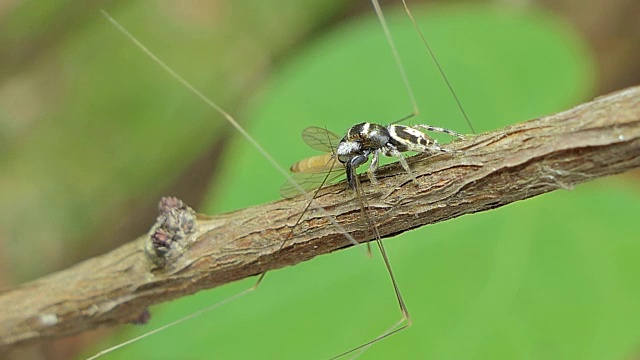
289, 154, 339, 174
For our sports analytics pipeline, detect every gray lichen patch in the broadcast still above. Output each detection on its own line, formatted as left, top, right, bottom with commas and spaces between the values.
145, 197, 197, 267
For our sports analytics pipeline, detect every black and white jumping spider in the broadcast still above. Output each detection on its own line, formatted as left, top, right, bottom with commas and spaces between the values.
280, 122, 464, 197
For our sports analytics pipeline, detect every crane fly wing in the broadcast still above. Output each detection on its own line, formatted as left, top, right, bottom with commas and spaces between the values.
281, 127, 345, 198
301, 126, 342, 153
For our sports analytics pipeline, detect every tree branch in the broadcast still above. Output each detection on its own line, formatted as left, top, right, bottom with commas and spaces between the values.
1, 86, 639, 351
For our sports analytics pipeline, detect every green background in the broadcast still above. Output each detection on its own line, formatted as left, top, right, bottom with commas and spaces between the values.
1, 1, 638, 359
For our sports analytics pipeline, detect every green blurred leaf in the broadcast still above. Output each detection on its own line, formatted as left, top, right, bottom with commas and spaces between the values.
92, 3, 639, 360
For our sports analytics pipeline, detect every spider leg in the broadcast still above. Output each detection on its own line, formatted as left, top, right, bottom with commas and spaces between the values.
412, 124, 466, 139
367, 150, 381, 185
385, 145, 417, 184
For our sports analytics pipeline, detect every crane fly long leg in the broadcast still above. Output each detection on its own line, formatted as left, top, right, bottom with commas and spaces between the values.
328, 0, 477, 357
328, 172, 411, 359
99, 8, 360, 269
399, 0, 476, 134
91, 9, 361, 360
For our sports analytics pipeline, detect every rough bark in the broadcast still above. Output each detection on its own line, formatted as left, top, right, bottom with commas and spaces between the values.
1, 86, 639, 352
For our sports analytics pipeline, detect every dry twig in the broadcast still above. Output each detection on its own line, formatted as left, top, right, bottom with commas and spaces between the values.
1, 86, 639, 351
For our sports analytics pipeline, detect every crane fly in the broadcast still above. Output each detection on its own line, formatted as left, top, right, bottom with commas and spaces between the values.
90, 0, 474, 358
275, 119, 466, 357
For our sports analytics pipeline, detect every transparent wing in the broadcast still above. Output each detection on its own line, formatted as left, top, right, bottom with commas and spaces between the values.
280, 167, 345, 199
301, 126, 342, 153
